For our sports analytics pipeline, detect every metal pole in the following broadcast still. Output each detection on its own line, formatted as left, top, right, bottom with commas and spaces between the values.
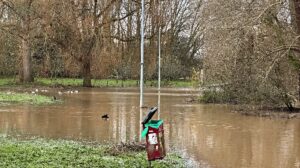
140, 0, 145, 108
158, 90, 161, 119
158, 27, 161, 90
157, 0, 162, 119
139, 108, 143, 142
158, 0, 162, 91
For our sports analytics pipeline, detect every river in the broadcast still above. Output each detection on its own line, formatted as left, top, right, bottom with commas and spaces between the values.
0, 88, 299, 168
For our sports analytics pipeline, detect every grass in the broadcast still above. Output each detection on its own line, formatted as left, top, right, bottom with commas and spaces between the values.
0, 92, 55, 105
0, 78, 15, 86
0, 77, 193, 88
0, 137, 186, 168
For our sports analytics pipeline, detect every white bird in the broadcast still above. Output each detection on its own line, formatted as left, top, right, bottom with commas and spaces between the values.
35, 89, 39, 92
58, 91, 63, 95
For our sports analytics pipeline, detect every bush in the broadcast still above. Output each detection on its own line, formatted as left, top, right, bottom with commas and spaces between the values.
199, 89, 230, 103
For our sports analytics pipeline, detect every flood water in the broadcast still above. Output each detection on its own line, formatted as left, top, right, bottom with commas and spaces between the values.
0, 88, 300, 168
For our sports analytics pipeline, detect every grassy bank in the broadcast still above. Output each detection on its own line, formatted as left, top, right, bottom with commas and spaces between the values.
0, 78, 193, 88
0, 92, 55, 105
0, 137, 185, 168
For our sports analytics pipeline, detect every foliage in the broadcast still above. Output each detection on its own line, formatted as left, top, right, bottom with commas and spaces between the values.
202, 0, 299, 110
0, 32, 18, 76
0, 137, 186, 168
199, 90, 230, 104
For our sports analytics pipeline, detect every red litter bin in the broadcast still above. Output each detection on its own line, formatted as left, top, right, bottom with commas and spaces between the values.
141, 107, 166, 161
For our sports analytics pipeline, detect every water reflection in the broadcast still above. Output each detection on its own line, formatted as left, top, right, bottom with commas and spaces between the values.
0, 88, 299, 168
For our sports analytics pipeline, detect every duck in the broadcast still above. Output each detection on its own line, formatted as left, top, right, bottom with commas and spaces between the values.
101, 114, 109, 120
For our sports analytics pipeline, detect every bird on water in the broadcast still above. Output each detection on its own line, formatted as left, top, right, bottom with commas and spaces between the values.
101, 114, 109, 120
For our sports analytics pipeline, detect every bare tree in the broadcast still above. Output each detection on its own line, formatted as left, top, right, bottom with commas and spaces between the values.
0, 0, 44, 82
47, 0, 136, 87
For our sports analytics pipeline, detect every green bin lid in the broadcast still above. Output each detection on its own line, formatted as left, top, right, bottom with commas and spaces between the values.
141, 120, 163, 138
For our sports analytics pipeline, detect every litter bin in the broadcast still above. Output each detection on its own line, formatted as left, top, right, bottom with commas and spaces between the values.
141, 107, 166, 161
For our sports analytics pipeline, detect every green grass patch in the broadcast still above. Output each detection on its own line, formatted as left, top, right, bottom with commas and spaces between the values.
165, 80, 193, 88
36, 78, 84, 87
0, 137, 186, 168
0, 77, 193, 88
0, 92, 55, 105
0, 78, 16, 86
92, 79, 139, 87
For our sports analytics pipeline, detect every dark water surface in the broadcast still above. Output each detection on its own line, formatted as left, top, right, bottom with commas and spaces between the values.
0, 88, 300, 168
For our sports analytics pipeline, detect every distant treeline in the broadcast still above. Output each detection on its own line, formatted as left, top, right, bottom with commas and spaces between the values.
0, 0, 202, 86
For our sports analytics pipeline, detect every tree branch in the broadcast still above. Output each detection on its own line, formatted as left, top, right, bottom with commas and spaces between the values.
0, 25, 24, 40
99, 9, 137, 27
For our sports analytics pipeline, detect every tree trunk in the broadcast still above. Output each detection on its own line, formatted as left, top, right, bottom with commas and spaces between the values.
298, 61, 300, 100
20, 0, 34, 83
103, 2, 112, 54
82, 53, 92, 87
291, 0, 300, 34
21, 37, 34, 83
290, 0, 300, 100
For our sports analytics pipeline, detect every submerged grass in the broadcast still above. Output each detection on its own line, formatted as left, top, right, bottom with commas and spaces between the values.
0, 137, 186, 168
0, 77, 193, 88
0, 92, 54, 105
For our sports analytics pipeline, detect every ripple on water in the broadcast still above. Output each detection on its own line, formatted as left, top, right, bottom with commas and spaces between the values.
0, 109, 15, 113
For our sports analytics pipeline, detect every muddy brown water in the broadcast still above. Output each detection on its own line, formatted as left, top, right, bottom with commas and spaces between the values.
0, 88, 300, 168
